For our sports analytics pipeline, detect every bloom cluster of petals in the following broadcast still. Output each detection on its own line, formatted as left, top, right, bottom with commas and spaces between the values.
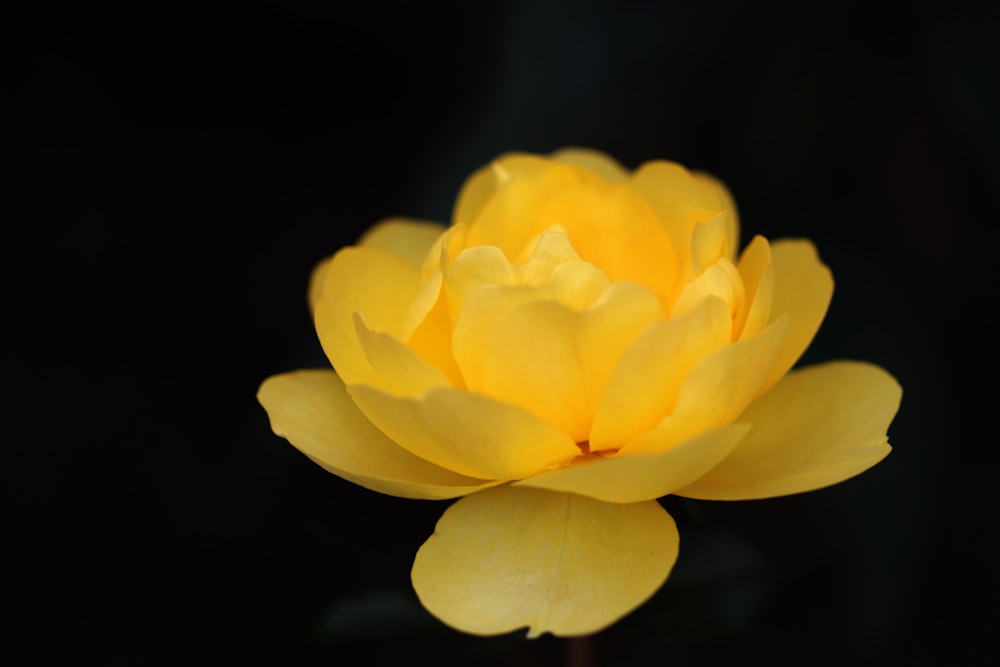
259, 149, 900, 637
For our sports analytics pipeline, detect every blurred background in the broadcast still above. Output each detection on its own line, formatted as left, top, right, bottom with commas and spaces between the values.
7, 0, 997, 664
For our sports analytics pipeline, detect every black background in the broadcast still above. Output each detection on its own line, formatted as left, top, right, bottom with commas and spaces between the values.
7, 1, 998, 665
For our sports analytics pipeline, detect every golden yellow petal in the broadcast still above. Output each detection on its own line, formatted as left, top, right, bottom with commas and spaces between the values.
451, 153, 551, 228
479, 282, 662, 442
352, 313, 452, 396
257, 370, 498, 499
463, 162, 586, 259
690, 212, 733, 277
623, 316, 789, 455
536, 182, 679, 307
630, 161, 725, 289
676, 361, 900, 500
401, 271, 466, 388
734, 235, 774, 340
516, 424, 750, 503
411, 485, 679, 637
358, 218, 446, 269
692, 170, 740, 260
347, 384, 580, 480
550, 147, 630, 183
590, 296, 732, 451
759, 239, 834, 392
313, 246, 422, 386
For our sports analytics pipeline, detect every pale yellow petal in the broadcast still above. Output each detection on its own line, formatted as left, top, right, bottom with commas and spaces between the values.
313, 246, 422, 386
353, 313, 452, 395
257, 370, 497, 499
590, 296, 732, 451
479, 282, 662, 442
550, 147, 630, 183
677, 361, 900, 500
347, 384, 580, 480
516, 424, 750, 503
443, 244, 516, 315
623, 317, 789, 455
359, 218, 446, 269
670, 258, 744, 321
759, 239, 834, 391
411, 485, 678, 637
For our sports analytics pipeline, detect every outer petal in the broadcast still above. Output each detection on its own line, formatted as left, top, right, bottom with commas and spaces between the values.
347, 385, 580, 480
257, 370, 498, 499
516, 424, 750, 503
314, 246, 422, 386
759, 239, 834, 391
411, 485, 678, 637
676, 361, 900, 500
359, 218, 446, 269
622, 316, 789, 455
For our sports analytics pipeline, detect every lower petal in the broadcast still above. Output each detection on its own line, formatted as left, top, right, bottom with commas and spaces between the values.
676, 361, 900, 500
257, 370, 498, 499
348, 384, 580, 480
515, 424, 750, 503
411, 485, 679, 637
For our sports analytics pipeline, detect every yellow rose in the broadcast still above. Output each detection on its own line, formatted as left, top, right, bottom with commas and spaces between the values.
258, 148, 900, 638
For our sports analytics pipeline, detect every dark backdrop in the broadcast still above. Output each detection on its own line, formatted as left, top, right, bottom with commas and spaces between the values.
7, 1, 997, 665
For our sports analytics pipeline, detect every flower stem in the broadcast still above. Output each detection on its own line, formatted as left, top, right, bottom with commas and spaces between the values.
566, 634, 596, 667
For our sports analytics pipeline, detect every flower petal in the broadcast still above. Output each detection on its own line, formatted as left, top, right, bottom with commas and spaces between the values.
411, 485, 678, 637
347, 384, 580, 480
314, 246, 422, 386
464, 161, 586, 259
590, 296, 731, 451
451, 153, 552, 228
551, 147, 630, 183
516, 424, 750, 503
734, 235, 774, 340
480, 282, 663, 442
353, 313, 452, 395
760, 239, 834, 391
676, 361, 900, 500
359, 218, 446, 269
629, 161, 727, 289
537, 181, 680, 307
622, 316, 789, 455
257, 370, 497, 499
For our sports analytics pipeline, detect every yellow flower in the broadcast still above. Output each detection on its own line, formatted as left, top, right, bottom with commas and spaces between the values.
258, 148, 900, 638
